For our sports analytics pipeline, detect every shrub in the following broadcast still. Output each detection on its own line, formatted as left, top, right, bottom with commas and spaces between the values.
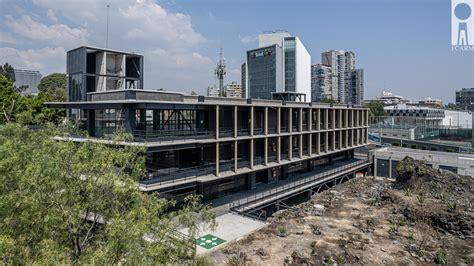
276, 226, 288, 237
310, 224, 321, 235
434, 249, 448, 266
366, 217, 378, 228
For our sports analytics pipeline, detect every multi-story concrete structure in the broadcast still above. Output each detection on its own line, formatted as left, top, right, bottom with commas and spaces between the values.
456, 88, 474, 111
246, 31, 311, 102
417, 97, 443, 108
311, 64, 335, 102
224, 82, 242, 98
67, 46, 143, 103
47, 46, 369, 202
321, 50, 363, 104
13, 69, 42, 95
344, 69, 364, 105
241, 63, 246, 98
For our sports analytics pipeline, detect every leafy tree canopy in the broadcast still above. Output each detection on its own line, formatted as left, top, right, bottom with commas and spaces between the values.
0, 124, 216, 263
364, 101, 386, 118
38, 73, 67, 93
0, 63, 15, 82
320, 98, 338, 104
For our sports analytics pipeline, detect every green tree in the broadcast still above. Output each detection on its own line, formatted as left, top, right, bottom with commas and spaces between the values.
38, 73, 67, 102
0, 124, 216, 263
0, 63, 15, 82
364, 101, 386, 118
0, 75, 22, 123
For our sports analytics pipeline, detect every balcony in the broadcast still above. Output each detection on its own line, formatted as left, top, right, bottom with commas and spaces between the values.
142, 164, 215, 185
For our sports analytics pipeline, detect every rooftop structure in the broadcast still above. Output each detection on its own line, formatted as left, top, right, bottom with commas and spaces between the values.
456, 87, 474, 111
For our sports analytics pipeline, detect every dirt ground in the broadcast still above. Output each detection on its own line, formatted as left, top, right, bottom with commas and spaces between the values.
210, 158, 474, 265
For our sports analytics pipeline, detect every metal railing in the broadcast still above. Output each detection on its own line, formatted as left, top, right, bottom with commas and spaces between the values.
219, 128, 233, 137
229, 161, 366, 213
237, 128, 250, 136
141, 164, 215, 186
134, 129, 215, 142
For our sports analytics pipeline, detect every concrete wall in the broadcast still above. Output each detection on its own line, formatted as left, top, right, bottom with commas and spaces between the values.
373, 146, 474, 177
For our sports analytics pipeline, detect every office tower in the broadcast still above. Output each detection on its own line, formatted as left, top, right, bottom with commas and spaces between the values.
344, 69, 364, 105
311, 64, 335, 102
321, 50, 363, 104
246, 31, 311, 102
13, 69, 42, 95
241, 63, 246, 98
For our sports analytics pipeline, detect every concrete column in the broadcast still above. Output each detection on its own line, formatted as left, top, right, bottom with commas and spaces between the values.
247, 173, 256, 190
308, 108, 313, 155
215, 105, 219, 139
317, 109, 321, 131
325, 132, 328, 153
277, 107, 281, 134
366, 109, 369, 126
332, 131, 336, 151
86, 109, 95, 137
264, 138, 268, 165
215, 143, 219, 176
299, 108, 303, 132
124, 108, 136, 134
250, 139, 254, 169
265, 107, 268, 135
332, 108, 336, 129
324, 109, 328, 130
316, 133, 320, 154
289, 107, 292, 133
289, 136, 292, 160
277, 136, 281, 162
152, 110, 159, 130
234, 106, 238, 138
389, 159, 392, 178
374, 158, 378, 176
250, 106, 254, 136
299, 134, 303, 158
356, 109, 360, 127
308, 108, 313, 132
339, 109, 343, 128
366, 128, 369, 144
339, 130, 343, 149
234, 140, 238, 172
351, 109, 354, 128
308, 133, 312, 155
345, 109, 348, 128
345, 129, 349, 149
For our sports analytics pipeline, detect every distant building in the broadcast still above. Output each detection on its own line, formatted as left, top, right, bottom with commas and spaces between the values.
456, 88, 474, 111
367, 91, 406, 105
246, 31, 311, 102
241, 63, 246, 98
311, 64, 334, 102
344, 69, 364, 105
223, 82, 242, 98
417, 97, 443, 108
207, 86, 220, 97
321, 50, 363, 104
13, 69, 42, 95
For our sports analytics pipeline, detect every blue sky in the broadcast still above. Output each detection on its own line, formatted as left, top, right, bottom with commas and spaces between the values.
1, 0, 473, 103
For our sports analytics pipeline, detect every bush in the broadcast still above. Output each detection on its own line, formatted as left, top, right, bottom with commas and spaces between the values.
310, 224, 321, 235
434, 249, 448, 266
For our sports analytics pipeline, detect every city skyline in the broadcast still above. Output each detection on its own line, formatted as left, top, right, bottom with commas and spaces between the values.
0, 0, 473, 103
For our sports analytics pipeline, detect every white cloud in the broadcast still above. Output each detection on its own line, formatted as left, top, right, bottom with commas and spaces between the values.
0, 32, 17, 45
239, 34, 258, 44
119, 0, 206, 46
5, 15, 88, 47
46, 9, 58, 22
0, 47, 66, 74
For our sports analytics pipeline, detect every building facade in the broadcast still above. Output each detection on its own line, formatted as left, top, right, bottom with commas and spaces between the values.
344, 69, 364, 105
13, 69, 42, 95
207, 86, 220, 97
241, 63, 246, 98
224, 82, 242, 98
456, 88, 474, 111
246, 31, 311, 102
311, 64, 335, 102
321, 50, 363, 104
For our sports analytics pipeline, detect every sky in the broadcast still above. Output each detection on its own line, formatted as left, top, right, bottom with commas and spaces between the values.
0, 0, 473, 103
